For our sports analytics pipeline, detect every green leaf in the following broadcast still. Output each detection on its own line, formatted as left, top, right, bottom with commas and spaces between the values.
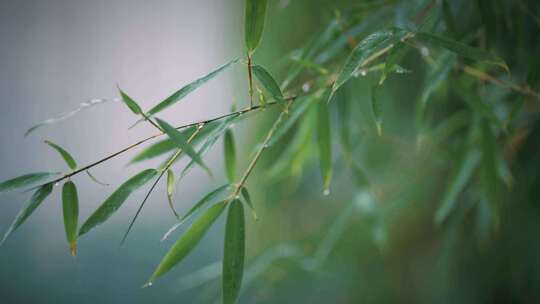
245, 0, 268, 54
62, 181, 79, 256
1, 184, 53, 245
330, 28, 408, 101
415, 32, 508, 71
267, 95, 316, 146
317, 102, 332, 193
240, 187, 258, 220
224, 129, 237, 182
223, 199, 245, 304
78, 169, 158, 236
118, 87, 143, 115
86, 170, 109, 186
0, 172, 60, 194
162, 184, 230, 241
146, 201, 227, 285
452, 80, 502, 127
480, 121, 500, 229
371, 85, 383, 136
252, 65, 284, 102
44, 140, 77, 170
442, 0, 458, 38
379, 42, 408, 85
156, 119, 211, 176
166, 169, 179, 218
145, 59, 239, 118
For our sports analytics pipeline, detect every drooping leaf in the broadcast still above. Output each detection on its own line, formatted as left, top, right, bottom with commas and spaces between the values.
371, 85, 383, 136
1, 183, 53, 245
241, 187, 258, 220
62, 181, 79, 256
86, 170, 109, 186
316, 102, 332, 193
162, 184, 230, 241
145, 59, 239, 118
267, 95, 316, 146
245, 0, 268, 54
223, 199, 246, 304
252, 65, 284, 102
415, 32, 508, 71
224, 129, 237, 182
146, 201, 227, 285
118, 87, 143, 115
330, 28, 408, 101
78, 169, 158, 236
167, 169, 179, 218
156, 119, 211, 176
44, 140, 77, 170
0, 172, 60, 194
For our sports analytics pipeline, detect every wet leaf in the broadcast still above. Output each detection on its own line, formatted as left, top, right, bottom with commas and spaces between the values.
62, 181, 79, 256
317, 102, 332, 192
224, 129, 237, 182
0, 172, 60, 194
223, 199, 245, 304
44, 140, 77, 170
245, 0, 268, 54
78, 169, 158, 236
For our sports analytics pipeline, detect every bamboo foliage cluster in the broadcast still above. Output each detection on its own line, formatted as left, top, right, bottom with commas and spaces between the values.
1, 0, 539, 303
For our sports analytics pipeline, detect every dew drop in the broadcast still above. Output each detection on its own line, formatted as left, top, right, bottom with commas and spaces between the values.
54, 182, 60, 187
323, 189, 330, 196
234, 195, 240, 200
197, 123, 204, 130
360, 69, 367, 76
420, 47, 429, 57
302, 83, 311, 92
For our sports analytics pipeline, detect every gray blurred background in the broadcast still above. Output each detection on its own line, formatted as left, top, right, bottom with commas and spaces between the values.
0, 1, 245, 302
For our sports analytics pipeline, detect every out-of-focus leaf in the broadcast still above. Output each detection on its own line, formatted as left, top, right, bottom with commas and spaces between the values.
0, 172, 59, 194
330, 28, 408, 101
0, 183, 53, 245
223, 199, 245, 304
252, 65, 284, 103
62, 181, 79, 256
419, 52, 456, 112
435, 149, 481, 224
241, 187, 257, 220
415, 32, 508, 71
245, 0, 268, 54
167, 169, 179, 218
477, 0, 497, 48
78, 169, 158, 236
371, 85, 383, 136
146, 201, 227, 286
317, 102, 332, 193
267, 95, 316, 146
480, 121, 500, 230
44, 140, 77, 170
442, 0, 458, 38
162, 184, 230, 241
452, 80, 502, 127
224, 129, 236, 183
156, 119, 211, 176
118, 87, 143, 115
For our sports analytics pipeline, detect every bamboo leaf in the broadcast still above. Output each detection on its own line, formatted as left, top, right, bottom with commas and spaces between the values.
62, 181, 79, 256
223, 199, 245, 304
317, 102, 332, 193
162, 184, 230, 241
167, 170, 179, 218
0, 172, 60, 194
224, 129, 237, 182
146, 201, 227, 286
371, 85, 383, 136
452, 80, 502, 127
240, 187, 258, 220
480, 121, 500, 229
1, 184, 53, 245
252, 65, 284, 102
415, 32, 508, 71
245, 0, 268, 54
442, 0, 458, 38
86, 170, 109, 186
78, 169, 158, 236
156, 119, 211, 176
44, 140, 77, 170
330, 28, 408, 101
118, 87, 143, 115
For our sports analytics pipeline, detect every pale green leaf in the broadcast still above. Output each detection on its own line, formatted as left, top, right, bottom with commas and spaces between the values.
44, 140, 77, 170
224, 129, 236, 182
245, 0, 268, 54
317, 102, 332, 192
0, 172, 60, 194
223, 199, 245, 304
167, 169, 179, 218
62, 181, 79, 256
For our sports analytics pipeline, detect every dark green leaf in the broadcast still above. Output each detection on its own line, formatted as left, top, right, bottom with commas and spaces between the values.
146, 201, 227, 285
223, 199, 245, 304
118, 87, 143, 114
442, 0, 458, 38
480, 121, 500, 229
1, 183, 53, 245
0, 172, 59, 194
156, 119, 211, 176
252, 65, 284, 102
245, 0, 268, 54
224, 129, 237, 182
44, 140, 77, 170
317, 102, 332, 192
240, 187, 257, 220
62, 181, 79, 256
78, 169, 158, 236
415, 32, 508, 71
167, 169, 179, 218
162, 184, 230, 241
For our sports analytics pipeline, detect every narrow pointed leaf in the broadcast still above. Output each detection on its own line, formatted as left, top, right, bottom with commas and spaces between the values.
62, 181, 79, 256
245, 0, 268, 54
147, 201, 227, 285
86, 170, 109, 186
223, 199, 245, 304
44, 140, 77, 170
415, 32, 508, 71
0, 172, 60, 194
240, 187, 257, 220
1, 184, 53, 245
166, 169, 179, 218
162, 184, 230, 241
118, 88, 143, 114
252, 65, 284, 102
145, 59, 239, 118
156, 119, 211, 176
480, 122, 500, 229
317, 103, 332, 192
78, 169, 158, 236
224, 129, 236, 182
